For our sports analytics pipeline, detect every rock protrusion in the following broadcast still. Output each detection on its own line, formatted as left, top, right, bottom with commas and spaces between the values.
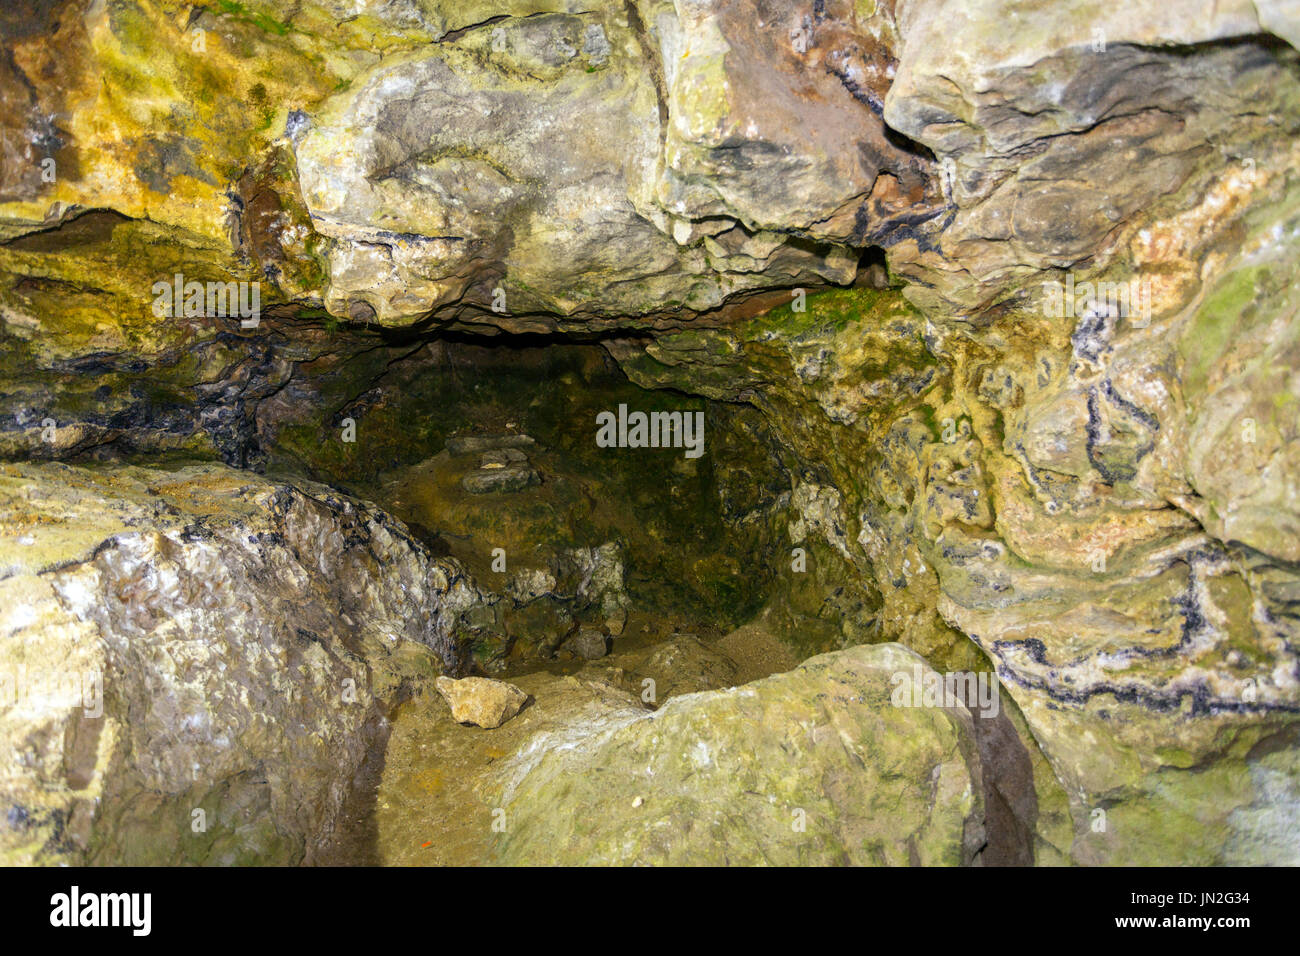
454, 434, 542, 494
563, 627, 609, 661
489, 643, 986, 865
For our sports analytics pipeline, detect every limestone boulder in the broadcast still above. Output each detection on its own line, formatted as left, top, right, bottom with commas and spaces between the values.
489, 643, 986, 865
0, 461, 474, 865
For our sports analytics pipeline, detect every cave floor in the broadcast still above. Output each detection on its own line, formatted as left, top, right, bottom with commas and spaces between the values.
317, 611, 798, 866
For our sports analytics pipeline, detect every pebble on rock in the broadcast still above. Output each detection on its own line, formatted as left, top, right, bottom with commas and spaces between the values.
435, 676, 529, 729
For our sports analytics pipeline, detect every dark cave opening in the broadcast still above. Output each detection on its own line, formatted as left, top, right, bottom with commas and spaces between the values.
257, 331, 805, 675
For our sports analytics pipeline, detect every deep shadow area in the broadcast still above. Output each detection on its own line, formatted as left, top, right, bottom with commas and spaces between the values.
258, 334, 796, 671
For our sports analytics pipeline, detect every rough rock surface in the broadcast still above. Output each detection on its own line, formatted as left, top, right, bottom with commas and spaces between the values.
884, 0, 1300, 317
488, 643, 985, 865
614, 262, 1300, 863
563, 628, 609, 661
461, 465, 541, 495
0, 461, 473, 864
1, 0, 1298, 868
292, 0, 933, 327
611, 179, 1300, 863
0, 0, 935, 337
434, 676, 528, 729
359, 637, 1002, 865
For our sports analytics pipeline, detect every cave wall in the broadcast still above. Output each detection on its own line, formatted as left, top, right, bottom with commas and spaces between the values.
609, 3, 1300, 862
0, 461, 466, 864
